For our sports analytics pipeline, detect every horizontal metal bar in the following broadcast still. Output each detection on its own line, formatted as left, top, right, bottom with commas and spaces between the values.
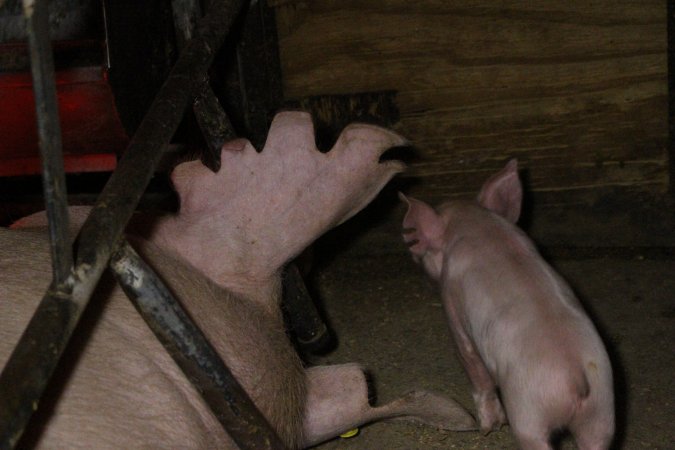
24, 0, 72, 284
0, 1, 245, 447
110, 240, 287, 450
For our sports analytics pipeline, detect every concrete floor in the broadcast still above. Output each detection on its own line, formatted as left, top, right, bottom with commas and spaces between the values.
306, 218, 674, 450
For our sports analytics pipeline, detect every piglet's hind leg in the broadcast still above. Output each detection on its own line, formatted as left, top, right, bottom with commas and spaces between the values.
443, 298, 507, 434
302, 364, 475, 447
569, 409, 614, 450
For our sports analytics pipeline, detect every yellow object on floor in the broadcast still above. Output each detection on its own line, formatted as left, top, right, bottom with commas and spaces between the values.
340, 428, 359, 438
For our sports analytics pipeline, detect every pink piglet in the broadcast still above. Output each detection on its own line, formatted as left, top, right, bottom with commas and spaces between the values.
400, 160, 614, 450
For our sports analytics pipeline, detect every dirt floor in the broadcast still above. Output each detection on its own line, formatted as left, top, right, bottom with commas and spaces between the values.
2, 178, 672, 450
305, 216, 675, 450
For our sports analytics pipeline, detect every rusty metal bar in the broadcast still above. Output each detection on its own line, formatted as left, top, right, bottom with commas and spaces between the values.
0, 1, 74, 447
23, 0, 72, 284
282, 264, 331, 354
0, 1, 245, 447
194, 84, 237, 172
172, 0, 202, 49
75, 0, 244, 267
172, 0, 330, 351
171, 0, 236, 172
232, 0, 284, 150
0, 282, 76, 450
110, 241, 287, 450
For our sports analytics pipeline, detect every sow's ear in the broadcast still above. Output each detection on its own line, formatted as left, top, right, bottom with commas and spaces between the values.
477, 159, 522, 223
399, 193, 445, 258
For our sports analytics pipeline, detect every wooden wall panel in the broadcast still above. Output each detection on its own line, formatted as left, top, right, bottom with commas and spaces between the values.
274, 1, 667, 206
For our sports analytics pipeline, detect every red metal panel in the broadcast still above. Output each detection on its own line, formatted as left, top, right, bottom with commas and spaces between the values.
0, 64, 127, 176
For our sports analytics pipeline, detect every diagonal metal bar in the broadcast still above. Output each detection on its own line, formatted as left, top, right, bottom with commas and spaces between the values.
172, 0, 203, 50
0, 1, 245, 447
23, 0, 72, 284
193, 83, 237, 172
75, 0, 244, 268
110, 240, 287, 450
0, 281, 76, 450
172, 0, 236, 172
171, 0, 330, 352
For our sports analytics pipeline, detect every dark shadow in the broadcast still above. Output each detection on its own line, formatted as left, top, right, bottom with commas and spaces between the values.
516, 166, 535, 233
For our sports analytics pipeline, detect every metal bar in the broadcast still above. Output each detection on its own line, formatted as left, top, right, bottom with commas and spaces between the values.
234, 0, 284, 149
171, 0, 236, 172
23, 0, 72, 284
76, 0, 244, 267
0, 283, 76, 450
282, 264, 331, 354
172, 0, 330, 350
171, 0, 329, 349
0, 1, 245, 447
110, 240, 287, 450
0, 3, 75, 446
172, 0, 202, 49
194, 84, 237, 172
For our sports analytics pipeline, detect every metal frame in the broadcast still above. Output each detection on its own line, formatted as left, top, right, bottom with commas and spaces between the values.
282, 264, 331, 353
0, 0, 288, 448
171, 0, 329, 351
21, 0, 72, 285
110, 241, 285, 449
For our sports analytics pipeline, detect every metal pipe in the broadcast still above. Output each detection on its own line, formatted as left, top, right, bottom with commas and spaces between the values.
23, 0, 72, 285
0, 2, 75, 446
0, 1, 245, 447
172, 0, 202, 50
75, 0, 244, 267
0, 282, 76, 450
171, 1, 329, 349
110, 240, 287, 450
171, 0, 236, 172
194, 83, 237, 172
282, 264, 331, 354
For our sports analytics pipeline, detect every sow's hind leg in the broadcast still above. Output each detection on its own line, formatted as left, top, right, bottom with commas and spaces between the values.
301, 363, 476, 447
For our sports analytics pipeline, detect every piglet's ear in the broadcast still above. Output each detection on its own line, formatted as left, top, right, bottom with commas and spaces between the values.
399, 193, 445, 258
477, 159, 522, 223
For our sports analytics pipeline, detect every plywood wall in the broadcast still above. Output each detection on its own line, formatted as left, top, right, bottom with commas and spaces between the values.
273, 0, 668, 207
